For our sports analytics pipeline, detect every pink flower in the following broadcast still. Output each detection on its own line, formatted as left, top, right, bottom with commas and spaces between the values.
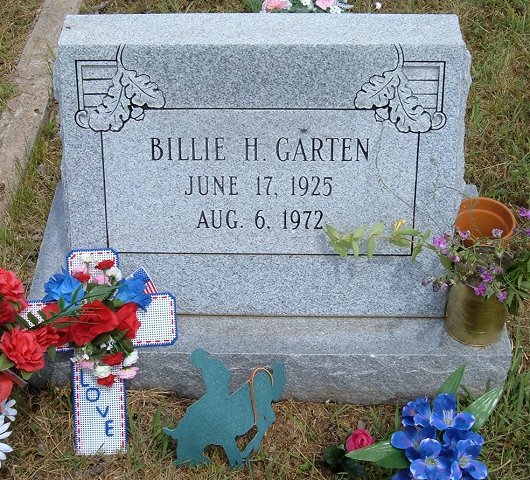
261, 0, 291, 12
92, 273, 109, 285
316, 0, 335, 9
116, 367, 139, 380
78, 359, 95, 369
345, 429, 374, 452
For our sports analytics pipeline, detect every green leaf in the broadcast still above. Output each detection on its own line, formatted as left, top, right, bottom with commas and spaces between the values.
366, 238, 376, 258
370, 223, 385, 237
411, 244, 424, 261
351, 240, 360, 257
437, 364, 466, 396
351, 226, 367, 239
325, 224, 342, 242
438, 254, 453, 270
27, 312, 40, 326
47, 345, 57, 361
0, 354, 15, 372
345, 441, 408, 469
87, 285, 113, 302
464, 387, 503, 431
323, 444, 346, 469
21, 370, 33, 381
390, 237, 410, 248
396, 227, 421, 236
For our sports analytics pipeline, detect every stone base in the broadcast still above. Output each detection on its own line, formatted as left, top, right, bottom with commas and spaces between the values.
29, 184, 512, 403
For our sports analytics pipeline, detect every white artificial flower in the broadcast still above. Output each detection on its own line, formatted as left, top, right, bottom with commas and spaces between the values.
123, 350, 139, 367
0, 418, 13, 462
301, 0, 313, 6
375, 1, 382, 9
0, 400, 17, 423
93, 365, 112, 379
106, 266, 123, 281
80, 253, 94, 263
330, 5, 342, 13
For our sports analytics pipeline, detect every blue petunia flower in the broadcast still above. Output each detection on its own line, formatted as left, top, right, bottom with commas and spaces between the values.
43, 269, 84, 305
410, 439, 454, 480
115, 277, 152, 310
451, 440, 488, 480
402, 397, 432, 428
430, 394, 475, 431
392, 469, 415, 480
391, 426, 437, 462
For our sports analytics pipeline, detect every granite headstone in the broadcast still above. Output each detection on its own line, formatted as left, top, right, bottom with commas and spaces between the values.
32, 13, 511, 402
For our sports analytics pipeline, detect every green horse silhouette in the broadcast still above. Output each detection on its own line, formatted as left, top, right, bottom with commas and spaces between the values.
164, 349, 286, 467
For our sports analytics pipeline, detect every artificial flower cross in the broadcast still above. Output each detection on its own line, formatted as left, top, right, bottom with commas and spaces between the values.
23, 248, 177, 455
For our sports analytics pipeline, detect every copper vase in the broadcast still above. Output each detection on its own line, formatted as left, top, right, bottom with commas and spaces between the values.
444, 283, 507, 346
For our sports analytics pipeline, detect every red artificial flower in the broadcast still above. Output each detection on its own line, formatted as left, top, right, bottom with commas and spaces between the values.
344, 429, 374, 452
40, 303, 75, 346
96, 260, 115, 271
0, 299, 16, 325
97, 374, 116, 387
33, 325, 60, 350
0, 327, 45, 372
0, 269, 26, 304
73, 271, 91, 283
102, 352, 124, 366
116, 303, 141, 340
69, 300, 119, 346
0, 373, 14, 404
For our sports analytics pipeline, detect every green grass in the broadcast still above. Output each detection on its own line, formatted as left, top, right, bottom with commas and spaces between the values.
0, 0, 43, 114
0, 0, 528, 478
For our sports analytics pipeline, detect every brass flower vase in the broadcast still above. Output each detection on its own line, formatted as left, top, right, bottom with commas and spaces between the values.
444, 283, 507, 346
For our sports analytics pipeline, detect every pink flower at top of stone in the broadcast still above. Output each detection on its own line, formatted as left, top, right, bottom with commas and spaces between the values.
72, 264, 89, 275
316, 0, 335, 9
261, 0, 292, 12
116, 367, 139, 380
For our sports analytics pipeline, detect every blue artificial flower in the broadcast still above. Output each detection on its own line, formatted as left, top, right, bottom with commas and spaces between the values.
402, 397, 432, 428
410, 438, 454, 480
391, 426, 437, 462
115, 277, 152, 310
451, 439, 488, 480
430, 394, 475, 431
43, 268, 84, 305
442, 429, 484, 454
392, 469, 414, 480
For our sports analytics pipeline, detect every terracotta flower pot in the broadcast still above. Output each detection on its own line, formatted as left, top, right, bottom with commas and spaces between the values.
444, 283, 507, 346
455, 197, 516, 244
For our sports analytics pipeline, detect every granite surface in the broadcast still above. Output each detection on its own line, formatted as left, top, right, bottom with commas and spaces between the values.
54, 13, 471, 319
29, 184, 512, 402
32, 14, 510, 402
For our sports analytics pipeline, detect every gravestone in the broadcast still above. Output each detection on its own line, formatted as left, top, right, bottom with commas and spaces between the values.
31, 13, 511, 403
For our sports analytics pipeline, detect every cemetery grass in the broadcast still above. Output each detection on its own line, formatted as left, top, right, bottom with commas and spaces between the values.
0, 0, 528, 479
0, 0, 43, 114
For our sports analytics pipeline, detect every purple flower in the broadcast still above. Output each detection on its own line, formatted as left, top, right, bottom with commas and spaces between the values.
450, 255, 461, 263
422, 278, 432, 287
496, 290, 507, 302
432, 234, 449, 250
457, 230, 471, 240
491, 228, 503, 238
525, 228, 530, 238
472, 283, 487, 297
519, 207, 530, 219
430, 394, 475, 431
480, 271, 494, 283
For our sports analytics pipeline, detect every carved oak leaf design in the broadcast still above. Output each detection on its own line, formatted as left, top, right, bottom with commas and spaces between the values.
76, 45, 166, 132
388, 82, 433, 133
122, 70, 166, 108
87, 72, 131, 132
354, 70, 400, 109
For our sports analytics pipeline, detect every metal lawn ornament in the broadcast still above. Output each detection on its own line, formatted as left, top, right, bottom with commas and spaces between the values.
164, 349, 286, 467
